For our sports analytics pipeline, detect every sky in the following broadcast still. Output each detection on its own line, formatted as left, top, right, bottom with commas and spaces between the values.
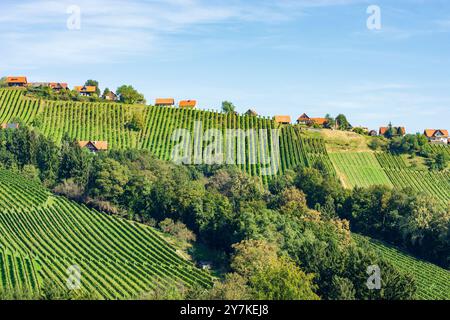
1, 0, 449, 133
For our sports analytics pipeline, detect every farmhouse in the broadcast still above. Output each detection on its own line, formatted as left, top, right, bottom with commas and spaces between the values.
297, 114, 329, 127
245, 109, 258, 116
30, 82, 68, 92
297, 113, 311, 125
274, 115, 291, 124
103, 91, 118, 101
379, 126, 406, 137
6, 76, 27, 87
155, 98, 175, 106
74, 86, 97, 96
49, 83, 68, 92
1, 123, 19, 130
179, 100, 197, 109
310, 118, 328, 127
424, 129, 449, 144
78, 141, 108, 153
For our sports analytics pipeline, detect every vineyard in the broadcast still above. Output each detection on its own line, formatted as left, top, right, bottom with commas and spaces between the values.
354, 234, 450, 300
0, 88, 335, 183
0, 169, 212, 299
329, 152, 392, 188
376, 153, 450, 209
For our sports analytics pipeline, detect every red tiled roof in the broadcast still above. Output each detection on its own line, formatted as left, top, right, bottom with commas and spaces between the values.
274, 115, 291, 124
155, 98, 175, 105
6, 76, 27, 84
179, 100, 197, 108
424, 129, 449, 138
78, 141, 108, 151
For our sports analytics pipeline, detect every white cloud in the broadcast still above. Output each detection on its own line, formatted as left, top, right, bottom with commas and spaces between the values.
0, 0, 367, 69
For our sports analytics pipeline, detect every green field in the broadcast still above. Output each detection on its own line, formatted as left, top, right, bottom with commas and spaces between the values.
354, 234, 450, 300
329, 152, 392, 188
0, 169, 211, 299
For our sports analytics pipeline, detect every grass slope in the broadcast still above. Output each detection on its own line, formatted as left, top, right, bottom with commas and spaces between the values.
0, 169, 211, 299
329, 152, 392, 188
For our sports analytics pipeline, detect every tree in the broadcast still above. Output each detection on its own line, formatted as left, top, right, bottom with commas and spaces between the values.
222, 101, 236, 114
208, 273, 252, 300
85, 80, 101, 96
126, 112, 144, 131
434, 152, 448, 171
116, 85, 146, 104
335, 114, 351, 130
231, 240, 319, 300
102, 87, 111, 97
0, 77, 7, 88
324, 114, 336, 129
58, 134, 92, 185
88, 158, 130, 201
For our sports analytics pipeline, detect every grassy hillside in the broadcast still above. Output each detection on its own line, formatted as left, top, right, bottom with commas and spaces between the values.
354, 234, 450, 300
0, 169, 211, 299
329, 152, 392, 188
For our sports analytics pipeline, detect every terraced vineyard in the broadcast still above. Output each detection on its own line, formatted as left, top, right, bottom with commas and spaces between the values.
376, 153, 450, 208
0, 169, 211, 299
0, 88, 335, 183
329, 152, 392, 188
354, 234, 450, 300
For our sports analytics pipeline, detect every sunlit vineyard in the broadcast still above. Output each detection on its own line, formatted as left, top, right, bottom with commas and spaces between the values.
0, 169, 212, 299
428, 144, 450, 158
329, 152, 392, 188
0, 88, 335, 183
376, 153, 450, 209
354, 234, 450, 300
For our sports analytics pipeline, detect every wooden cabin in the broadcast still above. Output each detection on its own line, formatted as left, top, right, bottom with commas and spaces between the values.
245, 109, 258, 117
274, 115, 291, 125
179, 100, 197, 109
297, 113, 311, 125
424, 129, 449, 144
155, 98, 175, 106
1, 123, 19, 130
379, 126, 406, 137
49, 83, 68, 92
74, 86, 97, 96
103, 91, 118, 101
6, 76, 28, 87
78, 141, 108, 153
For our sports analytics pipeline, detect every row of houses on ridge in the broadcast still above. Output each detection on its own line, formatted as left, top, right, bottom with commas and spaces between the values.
155, 99, 197, 109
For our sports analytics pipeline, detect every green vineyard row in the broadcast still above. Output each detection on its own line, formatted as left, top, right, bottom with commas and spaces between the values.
0, 169, 212, 299
354, 234, 450, 300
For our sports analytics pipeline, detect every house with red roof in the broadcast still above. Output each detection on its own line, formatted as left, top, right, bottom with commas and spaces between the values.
424, 129, 449, 145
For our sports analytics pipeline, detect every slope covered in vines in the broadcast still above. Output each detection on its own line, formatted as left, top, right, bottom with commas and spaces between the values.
0, 88, 335, 183
0, 169, 211, 299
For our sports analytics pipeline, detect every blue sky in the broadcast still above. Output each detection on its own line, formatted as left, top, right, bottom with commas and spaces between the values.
1, 0, 449, 133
